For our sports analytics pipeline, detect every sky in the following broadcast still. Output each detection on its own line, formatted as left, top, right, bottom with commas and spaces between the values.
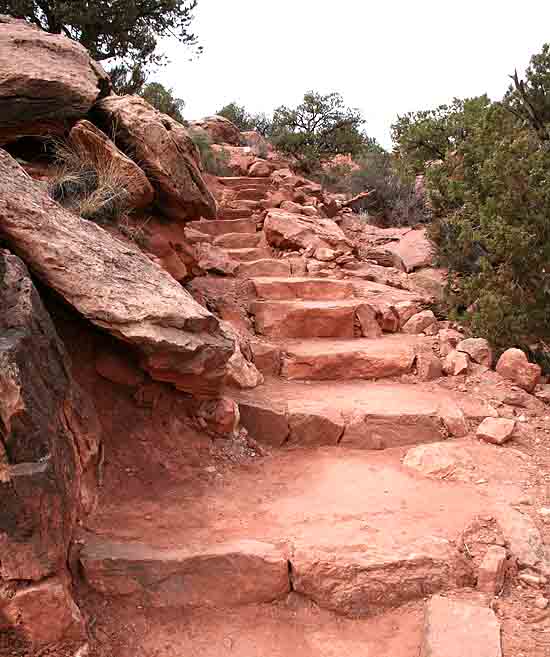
157, 0, 550, 149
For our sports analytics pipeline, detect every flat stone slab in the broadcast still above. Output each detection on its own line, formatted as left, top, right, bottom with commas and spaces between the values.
86, 595, 425, 657
213, 232, 263, 248
251, 300, 362, 338
280, 336, 424, 381
233, 381, 497, 449
219, 177, 273, 191
225, 247, 272, 262
187, 218, 257, 236
82, 447, 522, 615
236, 259, 292, 278
420, 595, 502, 657
80, 538, 290, 608
250, 277, 356, 301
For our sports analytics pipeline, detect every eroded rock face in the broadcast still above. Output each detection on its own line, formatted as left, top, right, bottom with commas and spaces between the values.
264, 210, 352, 251
190, 115, 242, 146
93, 95, 216, 221
0, 150, 235, 397
0, 250, 95, 646
0, 15, 110, 144
69, 119, 154, 210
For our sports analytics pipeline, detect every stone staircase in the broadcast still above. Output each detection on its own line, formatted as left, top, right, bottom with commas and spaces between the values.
79, 173, 518, 656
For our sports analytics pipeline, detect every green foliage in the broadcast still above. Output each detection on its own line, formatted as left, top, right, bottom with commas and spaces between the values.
140, 82, 185, 122
425, 96, 550, 351
316, 152, 427, 227
505, 43, 550, 139
1, 0, 200, 66
271, 91, 369, 172
217, 102, 272, 136
395, 44, 550, 353
391, 96, 492, 175
109, 63, 148, 95
189, 129, 231, 177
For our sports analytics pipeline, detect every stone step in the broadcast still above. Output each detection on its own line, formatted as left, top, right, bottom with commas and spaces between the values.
80, 445, 520, 616
235, 259, 292, 278
92, 596, 424, 657
250, 277, 356, 301
219, 176, 273, 191
187, 218, 257, 237
279, 335, 427, 381
420, 596, 502, 657
225, 247, 273, 262
213, 232, 264, 249
250, 299, 364, 338
218, 207, 257, 221
80, 537, 290, 609
232, 380, 496, 448
235, 187, 270, 201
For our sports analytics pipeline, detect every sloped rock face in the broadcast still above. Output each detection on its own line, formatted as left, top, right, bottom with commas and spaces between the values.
0, 15, 110, 144
0, 150, 235, 397
0, 250, 97, 646
264, 210, 352, 251
93, 95, 217, 221
190, 115, 242, 146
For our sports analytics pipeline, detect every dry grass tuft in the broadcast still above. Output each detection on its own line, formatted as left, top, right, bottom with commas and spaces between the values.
48, 138, 142, 225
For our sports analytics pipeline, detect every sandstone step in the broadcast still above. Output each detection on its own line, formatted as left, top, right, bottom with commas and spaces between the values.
93, 597, 424, 657
420, 596, 502, 657
80, 446, 521, 616
219, 177, 273, 191
232, 380, 497, 448
187, 218, 257, 237
80, 537, 290, 609
250, 299, 364, 338
235, 259, 292, 278
213, 232, 263, 249
218, 207, 257, 221
235, 187, 270, 201
225, 247, 272, 262
280, 335, 427, 381
250, 277, 356, 301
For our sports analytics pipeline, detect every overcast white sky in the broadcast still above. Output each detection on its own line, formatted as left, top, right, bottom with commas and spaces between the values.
157, 0, 550, 148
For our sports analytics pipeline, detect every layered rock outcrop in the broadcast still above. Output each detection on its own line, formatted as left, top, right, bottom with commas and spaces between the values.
0, 15, 110, 144
93, 95, 217, 221
0, 250, 101, 648
0, 150, 235, 397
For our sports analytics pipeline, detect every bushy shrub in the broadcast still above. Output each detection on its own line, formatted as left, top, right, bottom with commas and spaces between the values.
270, 92, 371, 174
315, 152, 428, 227
140, 82, 185, 123
189, 129, 231, 176
217, 102, 272, 136
424, 100, 550, 352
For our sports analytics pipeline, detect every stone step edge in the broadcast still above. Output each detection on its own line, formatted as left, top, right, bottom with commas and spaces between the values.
79, 535, 470, 616
234, 394, 483, 449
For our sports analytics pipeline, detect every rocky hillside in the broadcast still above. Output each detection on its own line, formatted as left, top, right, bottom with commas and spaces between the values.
1, 15, 550, 657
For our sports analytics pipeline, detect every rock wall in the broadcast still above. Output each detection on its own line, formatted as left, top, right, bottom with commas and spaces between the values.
0, 250, 101, 649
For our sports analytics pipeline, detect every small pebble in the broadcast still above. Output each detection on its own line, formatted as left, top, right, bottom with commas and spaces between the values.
535, 596, 549, 610
205, 466, 216, 473
538, 507, 550, 517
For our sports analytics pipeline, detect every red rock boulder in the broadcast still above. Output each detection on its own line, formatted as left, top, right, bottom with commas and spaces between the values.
189, 115, 242, 146
0, 15, 109, 144
93, 95, 216, 221
496, 348, 541, 392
